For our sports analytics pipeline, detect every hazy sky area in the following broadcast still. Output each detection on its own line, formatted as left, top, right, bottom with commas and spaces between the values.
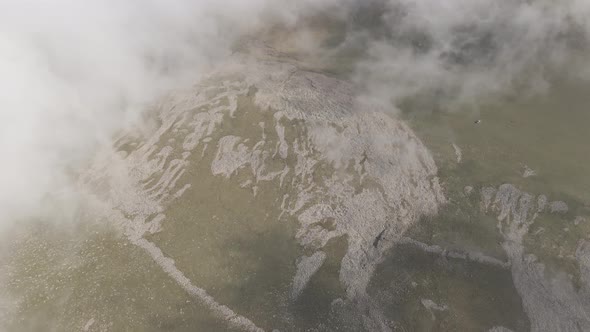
0, 0, 589, 229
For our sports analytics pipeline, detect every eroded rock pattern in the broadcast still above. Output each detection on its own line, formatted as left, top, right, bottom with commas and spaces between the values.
79, 61, 445, 331
482, 184, 590, 332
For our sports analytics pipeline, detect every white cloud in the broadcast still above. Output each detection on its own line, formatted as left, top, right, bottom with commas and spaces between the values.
0, 0, 589, 228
